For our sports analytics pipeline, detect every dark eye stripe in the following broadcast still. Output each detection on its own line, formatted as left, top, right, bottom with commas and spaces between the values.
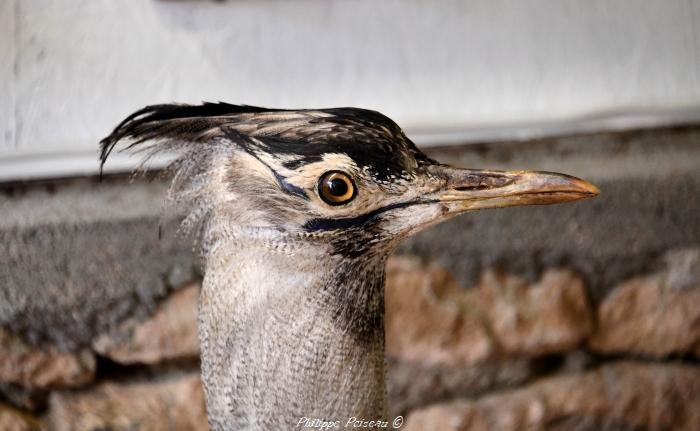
277, 174, 308, 199
303, 199, 436, 231
234, 138, 310, 200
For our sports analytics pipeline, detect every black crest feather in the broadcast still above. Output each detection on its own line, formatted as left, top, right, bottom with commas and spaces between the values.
99, 102, 278, 175
98, 101, 432, 183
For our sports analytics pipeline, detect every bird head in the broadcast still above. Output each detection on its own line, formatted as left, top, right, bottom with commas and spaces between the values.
100, 103, 598, 259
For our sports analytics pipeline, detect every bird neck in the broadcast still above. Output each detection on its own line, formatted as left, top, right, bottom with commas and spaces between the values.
198, 238, 389, 430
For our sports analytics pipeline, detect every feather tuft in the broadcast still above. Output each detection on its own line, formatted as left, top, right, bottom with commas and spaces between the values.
99, 102, 279, 175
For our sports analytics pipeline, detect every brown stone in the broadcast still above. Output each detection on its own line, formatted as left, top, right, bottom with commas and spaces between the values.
385, 257, 595, 419
93, 283, 200, 365
404, 362, 700, 431
589, 271, 700, 357
49, 373, 207, 431
0, 328, 95, 389
385, 257, 591, 366
479, 269, 592, 356
387, 356, 535, 419
0, 402, 43, 431
385, 257, 494, 367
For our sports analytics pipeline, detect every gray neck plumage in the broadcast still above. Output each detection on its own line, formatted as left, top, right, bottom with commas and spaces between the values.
198, 232, 388, 431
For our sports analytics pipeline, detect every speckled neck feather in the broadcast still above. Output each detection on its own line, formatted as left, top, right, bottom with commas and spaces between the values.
199, 235, 389, 430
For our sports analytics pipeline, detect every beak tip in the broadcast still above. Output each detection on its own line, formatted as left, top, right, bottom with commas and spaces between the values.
575, 179, 600, 197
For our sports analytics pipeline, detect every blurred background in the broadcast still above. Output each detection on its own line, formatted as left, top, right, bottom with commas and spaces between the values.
1, 1, 699, 430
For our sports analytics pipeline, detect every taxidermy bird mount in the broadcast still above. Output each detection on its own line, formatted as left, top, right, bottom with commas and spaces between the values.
100, 102, 598, 430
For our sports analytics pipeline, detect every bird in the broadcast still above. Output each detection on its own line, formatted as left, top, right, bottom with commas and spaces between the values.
99, 102, 598, 430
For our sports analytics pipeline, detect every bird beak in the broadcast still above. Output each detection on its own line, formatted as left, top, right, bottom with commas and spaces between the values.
427, 165, 599, 211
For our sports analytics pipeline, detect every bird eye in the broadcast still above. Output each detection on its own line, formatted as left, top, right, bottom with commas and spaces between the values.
318, 171, 356, 205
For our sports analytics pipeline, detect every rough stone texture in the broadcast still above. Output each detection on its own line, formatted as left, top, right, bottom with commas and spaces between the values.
479, 269, 591, 356
387, 357, 537, 420
0, 383, 47, 413
386, 257, 593, 418
0, 178, 197, 350
589, 248, 700, 357
0, 328, 94, 389
93, 283, 200, 365
662, 248, 700, 290
386, 257, 591, 364
404, 362, 700, 431
385, 257, 494, 366
49, 373, 207, 431
0, 402, 42, 431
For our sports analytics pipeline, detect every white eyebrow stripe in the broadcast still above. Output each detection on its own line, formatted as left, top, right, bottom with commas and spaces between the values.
280, 153, 360, 188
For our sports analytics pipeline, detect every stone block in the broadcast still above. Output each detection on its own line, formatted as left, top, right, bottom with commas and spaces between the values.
404, 362, 700, 431
93, 283, 200, 365
480, 268, 591, 356
386, 257, 592, 365
0, 402, 42, 431
0, 328, 94, 389
589, 248, 700, 357
385, 257, 494, 367
49, 373, 207, 431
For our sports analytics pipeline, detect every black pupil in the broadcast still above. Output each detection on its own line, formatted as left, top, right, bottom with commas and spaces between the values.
327, 177, 348, 197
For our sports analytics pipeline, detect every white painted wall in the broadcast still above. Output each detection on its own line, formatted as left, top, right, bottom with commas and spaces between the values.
1, 0, 699, 180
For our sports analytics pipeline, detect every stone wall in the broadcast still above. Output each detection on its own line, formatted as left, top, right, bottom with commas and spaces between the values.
1, 125, 699, 430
